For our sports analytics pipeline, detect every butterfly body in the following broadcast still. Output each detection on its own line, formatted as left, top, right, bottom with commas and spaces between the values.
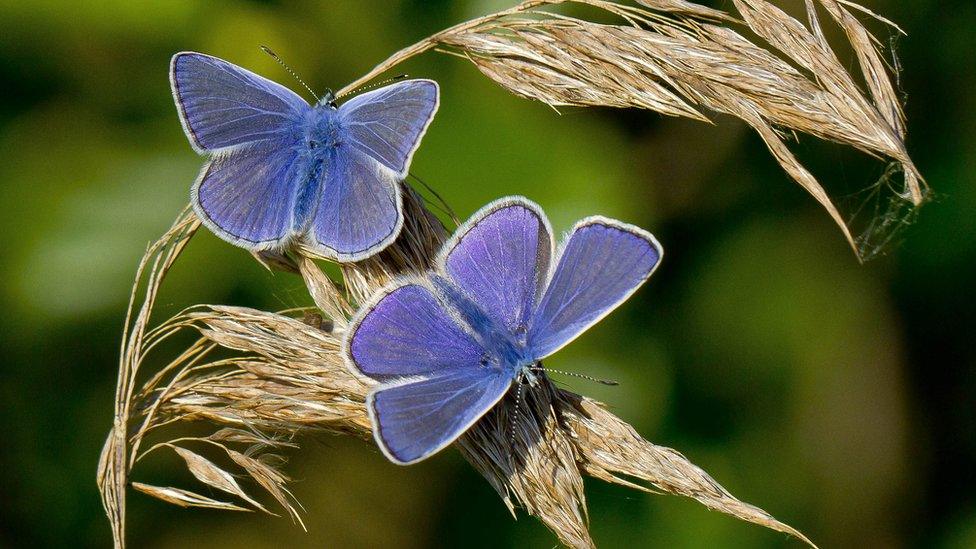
430, 273, 530, 376
299, 103, 341, 152
345, 197, 663, 464
288, 107, 345, 232
171, 52, 439, 261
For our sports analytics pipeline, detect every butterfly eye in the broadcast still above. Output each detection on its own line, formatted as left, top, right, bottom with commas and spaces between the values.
308, 140, 318, 149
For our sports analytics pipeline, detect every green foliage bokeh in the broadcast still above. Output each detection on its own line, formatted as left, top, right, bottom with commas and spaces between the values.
0, 0, 973, 547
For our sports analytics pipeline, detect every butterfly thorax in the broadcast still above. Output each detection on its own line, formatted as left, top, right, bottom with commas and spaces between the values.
300, 107, 343, 157
430, 274, 536, 379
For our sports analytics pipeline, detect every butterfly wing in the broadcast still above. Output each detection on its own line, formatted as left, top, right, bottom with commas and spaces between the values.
170, 52, 309, 153
345, 282, 487, 382
526, 217, 663, 360
192, 140, 307, 248
302, 80, 437, 261
345, 279, 513, 464
338, 79, 439, 177
437, 198, 553, 335
369, 369, 512, 465
306, 148, 402, 261
173, 52, 311, 248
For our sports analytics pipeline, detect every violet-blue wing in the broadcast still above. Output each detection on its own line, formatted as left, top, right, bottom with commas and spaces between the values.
526, 219, 662, 360
170, 52, 308, 153
439, 198, 553, 336
347, 283, 486, 381
369, 368, 512, 465
307, 148, 402, 261
338, 80, 439, 177
192, 140, 306, 248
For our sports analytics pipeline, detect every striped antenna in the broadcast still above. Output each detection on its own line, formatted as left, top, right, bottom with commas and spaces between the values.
260, 46, 317, 100
530, 366, 619, 386
336, 74, 408, 100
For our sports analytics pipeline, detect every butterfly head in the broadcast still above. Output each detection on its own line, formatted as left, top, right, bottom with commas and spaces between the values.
318, 89, 338, 109
519, 365, 541, 387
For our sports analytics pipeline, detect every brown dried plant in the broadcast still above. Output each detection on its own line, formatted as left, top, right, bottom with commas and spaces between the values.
99, 0, 923, 546
337, 0, 923, 258
99, 189, 815, 548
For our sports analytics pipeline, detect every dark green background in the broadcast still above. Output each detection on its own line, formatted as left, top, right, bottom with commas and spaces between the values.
1, 0, 973, 547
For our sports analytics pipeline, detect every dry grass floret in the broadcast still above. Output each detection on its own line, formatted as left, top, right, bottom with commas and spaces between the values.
99, 0, 924, 546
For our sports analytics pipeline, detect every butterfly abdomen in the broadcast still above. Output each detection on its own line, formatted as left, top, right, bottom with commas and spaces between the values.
430, 274, 529, 374
292, 158, 324, 232
292, 109, 345, 232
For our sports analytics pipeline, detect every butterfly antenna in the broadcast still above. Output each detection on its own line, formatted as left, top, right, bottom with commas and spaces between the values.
508, 378, 526, 450
336, 74, 408, 100
530, 367, 619, 386
260, 45, 317, 100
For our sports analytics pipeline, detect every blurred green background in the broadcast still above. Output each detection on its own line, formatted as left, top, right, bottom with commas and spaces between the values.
1, 0, 973, 547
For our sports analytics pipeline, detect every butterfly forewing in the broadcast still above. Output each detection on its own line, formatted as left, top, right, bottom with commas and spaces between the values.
347, 283, 487, 381
338, 80, 439, 177
440, 199, 553, 336
526, 219, 663, 360
170, 52, 308, 153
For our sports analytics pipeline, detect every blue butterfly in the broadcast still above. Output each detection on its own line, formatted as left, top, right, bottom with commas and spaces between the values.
170, 52, 439, 262
343, 197, 663, 464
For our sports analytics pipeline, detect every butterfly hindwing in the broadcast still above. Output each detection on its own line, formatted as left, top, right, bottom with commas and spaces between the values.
439, 198, 553, 335
338, 80, 439, 177
192, 140, 306, 248
526, 217, 663, 360
369, 369, 512, 465
307, 148, 402, 261
170, 52, 309, 153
